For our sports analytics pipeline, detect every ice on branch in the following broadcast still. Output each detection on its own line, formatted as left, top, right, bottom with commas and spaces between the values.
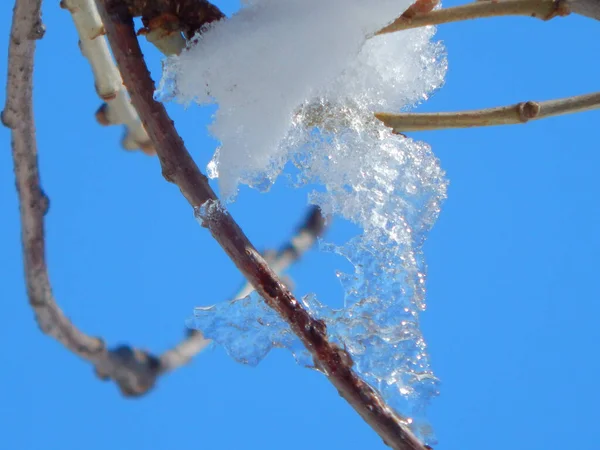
162, 0, 448, 442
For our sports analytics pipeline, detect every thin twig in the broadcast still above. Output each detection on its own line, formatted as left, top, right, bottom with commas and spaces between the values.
376, 0, 570, 35
95, 1, 426, 448
375, 92, 600, 132
2, 0, 110, 372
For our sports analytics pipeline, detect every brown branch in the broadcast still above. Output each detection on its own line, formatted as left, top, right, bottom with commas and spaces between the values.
375, 91, 600, 132
95, 1, 426, 448
376, 0, 571, 35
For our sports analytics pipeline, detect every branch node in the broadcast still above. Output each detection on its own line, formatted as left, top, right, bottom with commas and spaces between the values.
137, 139, 155, 155
1, 109, 14, 128
29, 20, 46, 40
95, 103, 110, 125
40, 188, 50, 215
161, 167, 176, 183
544, 0, 571, 19
518, 101, 541, 122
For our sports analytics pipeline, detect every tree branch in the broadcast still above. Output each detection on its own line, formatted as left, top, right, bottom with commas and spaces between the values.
376, 0, 571, 35
2, 0, 107, 368
94, 1, 426, 448
374, 91, 600, 132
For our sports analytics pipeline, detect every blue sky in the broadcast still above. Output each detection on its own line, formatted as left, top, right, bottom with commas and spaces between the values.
1, 1, 599, 449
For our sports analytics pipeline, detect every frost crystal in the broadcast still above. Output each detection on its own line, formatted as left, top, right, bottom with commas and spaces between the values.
163, 0, 448, 442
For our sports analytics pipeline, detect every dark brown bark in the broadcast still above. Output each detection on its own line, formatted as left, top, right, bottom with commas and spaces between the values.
94, 1, 428, 449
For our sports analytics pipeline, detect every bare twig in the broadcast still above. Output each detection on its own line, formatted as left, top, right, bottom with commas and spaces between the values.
375, 92, 600, 132
376, 0, 570, 35
95, 1, 426, 448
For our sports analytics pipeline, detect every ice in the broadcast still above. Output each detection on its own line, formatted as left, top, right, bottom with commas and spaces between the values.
163, 0, 449, 443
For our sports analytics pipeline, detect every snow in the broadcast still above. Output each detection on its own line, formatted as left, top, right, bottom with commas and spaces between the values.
161, 0, 448, 442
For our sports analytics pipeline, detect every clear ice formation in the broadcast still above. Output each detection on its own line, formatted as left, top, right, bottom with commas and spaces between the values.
163, 0, 449, 442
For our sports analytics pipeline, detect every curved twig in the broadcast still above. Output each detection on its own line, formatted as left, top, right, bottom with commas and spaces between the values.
569, 0, 600, 19
375, 92, 600, 132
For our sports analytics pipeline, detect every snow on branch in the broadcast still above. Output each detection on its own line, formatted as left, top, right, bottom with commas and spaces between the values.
95, 1, 428, 448
375, 92, 600, 132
